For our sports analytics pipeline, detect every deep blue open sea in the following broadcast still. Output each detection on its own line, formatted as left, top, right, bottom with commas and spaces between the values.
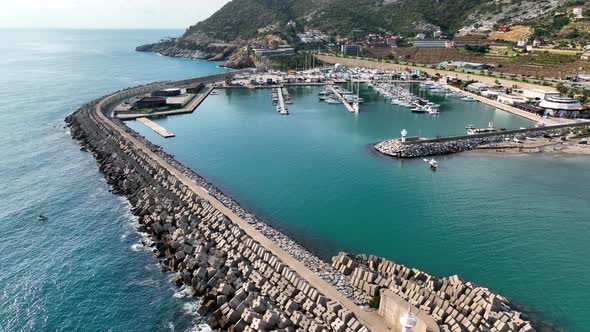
1, 29, 590, 332
0, 29, 224, 332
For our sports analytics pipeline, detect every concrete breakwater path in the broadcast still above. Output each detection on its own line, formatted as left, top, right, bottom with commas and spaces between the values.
66, 74, 392, 332
375, 123, 590, 159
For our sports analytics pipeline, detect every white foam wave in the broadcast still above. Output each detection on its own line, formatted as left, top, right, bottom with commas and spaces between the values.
185, 324, 213, 332
173, 285, 192, 299
182, 301, 201, 317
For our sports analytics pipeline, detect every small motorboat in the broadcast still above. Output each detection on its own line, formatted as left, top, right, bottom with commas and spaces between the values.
37, 214, 48, 221
423, 158, 438, 170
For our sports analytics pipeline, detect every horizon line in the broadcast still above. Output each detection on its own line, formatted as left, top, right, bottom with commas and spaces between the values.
0, 27, 188, 30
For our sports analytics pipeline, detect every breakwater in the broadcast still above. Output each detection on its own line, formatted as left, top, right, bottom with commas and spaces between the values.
65, 79, 390, 331
332, 253, 535, 332
375, 123, 590, 158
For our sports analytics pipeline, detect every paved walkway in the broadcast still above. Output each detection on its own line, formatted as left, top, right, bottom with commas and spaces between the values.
328, 85, 357, 113
443, 85, 562, 126
136, 117, 175, 138
94, 94, 394, 332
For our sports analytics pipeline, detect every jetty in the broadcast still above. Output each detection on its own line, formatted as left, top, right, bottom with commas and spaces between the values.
277, 87, 289, 115
66, 71, 539, 332
66, 73, 393, 332
327, 85, 357, 113
375, 122, 590, 158
136, 117, 175, 138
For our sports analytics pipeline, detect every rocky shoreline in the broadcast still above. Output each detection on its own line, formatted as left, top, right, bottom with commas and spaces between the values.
374, 125, 590, 159
136, 42, 253, 69
333, 253, 536, 332
112, 118, 361, 303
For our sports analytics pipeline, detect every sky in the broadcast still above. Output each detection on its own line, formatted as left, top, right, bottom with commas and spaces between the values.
0, 0, 231, 29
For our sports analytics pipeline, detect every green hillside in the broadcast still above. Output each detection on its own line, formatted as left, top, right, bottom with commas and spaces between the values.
185, 0, 486, 41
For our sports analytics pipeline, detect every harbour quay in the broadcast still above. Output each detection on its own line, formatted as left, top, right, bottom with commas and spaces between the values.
332, 253, 535, 332
375, 123, 590, 158
66, 77, 392, 332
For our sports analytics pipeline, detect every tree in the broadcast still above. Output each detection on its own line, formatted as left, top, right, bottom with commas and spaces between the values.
556, 83, 569, 95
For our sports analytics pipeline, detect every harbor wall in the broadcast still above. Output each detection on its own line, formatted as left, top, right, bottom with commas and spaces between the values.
375, 123, 590, 158
66, 77, 391, 331
332, 253, 536, 332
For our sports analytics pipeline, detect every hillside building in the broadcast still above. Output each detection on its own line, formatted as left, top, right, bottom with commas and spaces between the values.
253, 47, 295, 57
413, 39, 454, 48
341, 44, 363, 56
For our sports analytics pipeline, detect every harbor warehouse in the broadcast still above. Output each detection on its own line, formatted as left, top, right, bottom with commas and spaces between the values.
136, 96, 166, 109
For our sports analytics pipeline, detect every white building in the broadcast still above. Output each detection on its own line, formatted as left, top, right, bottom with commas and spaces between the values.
481, 90, 500, 99
498, 94, 527, 105
253, 48, 295, 57
521, 88, 560, 101
466, 82, 492, 93
539, 96, 582, 111
573, 7, 583, 18
413, 39, 454, 48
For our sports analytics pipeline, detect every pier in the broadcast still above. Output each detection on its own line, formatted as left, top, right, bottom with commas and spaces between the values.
136, 117, 175, 138
277, 87, 289, 115
375, 122, 590, 158
327, 85, 357, 113
69, 73, 394, 332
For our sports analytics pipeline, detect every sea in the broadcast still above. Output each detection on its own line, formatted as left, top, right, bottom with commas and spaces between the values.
1, 29, 589, 332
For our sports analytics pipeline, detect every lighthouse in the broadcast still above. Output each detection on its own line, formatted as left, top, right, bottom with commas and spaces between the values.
400, 307, 417, 332
401, 129, 408, 143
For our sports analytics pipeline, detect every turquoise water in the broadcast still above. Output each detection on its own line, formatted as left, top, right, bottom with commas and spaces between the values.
128, 86, 590, 331
0, 29, 225, 331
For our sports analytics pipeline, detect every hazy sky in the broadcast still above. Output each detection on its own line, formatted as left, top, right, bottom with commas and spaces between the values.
1, 0, 231, 29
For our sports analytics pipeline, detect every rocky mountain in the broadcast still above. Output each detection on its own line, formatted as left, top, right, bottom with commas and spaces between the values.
136, 0, 585, 67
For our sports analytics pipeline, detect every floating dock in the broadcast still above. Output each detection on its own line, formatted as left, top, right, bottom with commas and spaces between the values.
327, 85, 357, 113
136, 117, 175, 138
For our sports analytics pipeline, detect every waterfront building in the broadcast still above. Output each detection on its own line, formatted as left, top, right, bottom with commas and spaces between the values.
481, 90, 500, 99
539, 96, 583, 112
152, 88, 181, 97
521, 88, 560, 101
136, 96, 166, 109
413, 39, 454, 48
186, 83, 204, 94
466, 82, 491, 93
341, 44, 363, 56
497, 94, 527, 106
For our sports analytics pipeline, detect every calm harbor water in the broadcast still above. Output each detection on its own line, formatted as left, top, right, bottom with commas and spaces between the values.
0, 29, 224, 331
1, 28, 589, 332
128, 86, 590, 331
